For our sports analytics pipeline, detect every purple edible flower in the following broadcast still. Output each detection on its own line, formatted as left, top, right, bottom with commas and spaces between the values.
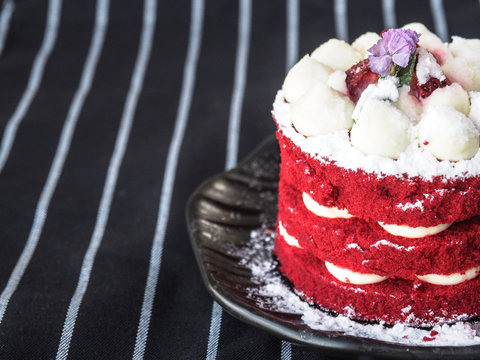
367, 29, 420, 77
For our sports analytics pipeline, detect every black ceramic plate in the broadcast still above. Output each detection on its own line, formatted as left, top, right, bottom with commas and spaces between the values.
186, 136, 480, 359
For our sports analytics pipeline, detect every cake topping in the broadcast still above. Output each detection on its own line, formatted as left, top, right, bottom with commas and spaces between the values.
273, 90, 480, 179
402, 22, 449, 65
278, 23, 480, 169
416, 47, 446, 85
449, 36, 480, 64
410, 69, 449, 100
442, 36, 480, 91
311, 38, 362, 71
291, 82, 354, 136
418, 106, 479, 161
423, 83, 470, 115
395, 84, 422, 121
327, 70, 348, 95
470, 91, 480, 129
352, 76, 399, 120
351, 95, 412, 159
282, 54, 332, 103
351, 32, 381, 58
345, 59, 379, 103
367, 28, 420, 78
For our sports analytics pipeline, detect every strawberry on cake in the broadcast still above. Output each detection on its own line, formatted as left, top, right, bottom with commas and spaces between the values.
273, 23, 480, 327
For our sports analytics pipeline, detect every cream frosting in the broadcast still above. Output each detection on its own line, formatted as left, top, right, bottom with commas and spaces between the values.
416, 266, 480, 285
378, 222, 451, 238
325, 261, 387, 285
278, 221, 302, 248
302, 192, 353, 219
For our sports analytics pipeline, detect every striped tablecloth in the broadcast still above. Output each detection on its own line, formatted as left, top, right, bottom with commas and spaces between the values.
0, 0, 478, 359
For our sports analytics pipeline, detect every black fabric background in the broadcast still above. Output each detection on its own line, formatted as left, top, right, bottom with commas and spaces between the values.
0, 0, 478, 359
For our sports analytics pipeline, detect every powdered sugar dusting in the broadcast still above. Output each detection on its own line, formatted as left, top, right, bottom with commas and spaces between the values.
273, 90, 480, 180
346, 243, 362, 250
352, 76, 399, 121
396, 199, 425, 212
226, 226, 480, 346
416, 47, 446, 85
371, 239, 415, 252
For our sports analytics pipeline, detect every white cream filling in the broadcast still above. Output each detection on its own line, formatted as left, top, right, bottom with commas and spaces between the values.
325, 261, 387, 285
278, 221, 302, 248
302, 192, 353, 219
416, 266, 480, 285
378, 222, 451, 238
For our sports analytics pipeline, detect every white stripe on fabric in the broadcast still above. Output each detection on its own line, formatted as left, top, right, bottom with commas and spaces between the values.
205, 0, 252, 359
0, 0, 109, 327
334, 0, 348, 42
430, 0, 449, 42
225, 0, 251, 170
286, 0, 299, 71
0, 0, 61, 173
382, 0, 396, 29
0, 0, 62, 324
281, 341, 292, 360
205, 301, 223, 360
0, 0, 108, 328
0, 0, 14, 56
131, 0, 204, 359
56, 1, 156, 359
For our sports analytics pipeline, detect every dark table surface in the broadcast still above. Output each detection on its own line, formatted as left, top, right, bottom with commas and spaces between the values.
0, 0, 479, 359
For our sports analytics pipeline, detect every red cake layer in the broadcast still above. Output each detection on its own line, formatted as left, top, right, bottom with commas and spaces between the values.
276, 126, 480, 227
278, 180, 480, 278
274, 232, 480, 326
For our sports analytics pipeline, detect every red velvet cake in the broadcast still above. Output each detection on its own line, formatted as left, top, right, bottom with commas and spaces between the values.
273, 24, 480, 327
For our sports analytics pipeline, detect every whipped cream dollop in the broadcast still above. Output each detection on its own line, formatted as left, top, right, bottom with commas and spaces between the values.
418, 106, 479, 161
423, 83, 470, 115
282, 55, 332, 103
352, 76, 399, 121
292, 83, 354, 136
311, 39, 362, 71
469, 91, 480, 128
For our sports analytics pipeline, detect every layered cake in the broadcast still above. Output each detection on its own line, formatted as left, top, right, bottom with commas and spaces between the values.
273, 23, 480, 326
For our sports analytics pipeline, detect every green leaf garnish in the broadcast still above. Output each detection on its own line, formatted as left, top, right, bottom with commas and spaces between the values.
397, 53, 417, 87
